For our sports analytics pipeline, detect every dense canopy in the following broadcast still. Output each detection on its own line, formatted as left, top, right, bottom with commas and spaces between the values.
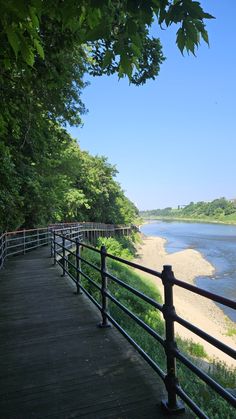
1, 1, 213, 82
0, 1, 213, 231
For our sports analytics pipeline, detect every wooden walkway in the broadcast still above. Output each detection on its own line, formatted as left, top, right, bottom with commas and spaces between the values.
0, 247, 191, 418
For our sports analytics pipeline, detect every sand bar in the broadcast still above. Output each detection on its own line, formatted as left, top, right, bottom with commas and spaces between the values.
135, 235, 236, 367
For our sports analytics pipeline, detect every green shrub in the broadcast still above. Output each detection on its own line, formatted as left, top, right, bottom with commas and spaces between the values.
96, 235, 138, 260
177, 338, 208, 358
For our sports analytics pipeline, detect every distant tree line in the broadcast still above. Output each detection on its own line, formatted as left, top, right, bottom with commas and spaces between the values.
140, 198, 236, 222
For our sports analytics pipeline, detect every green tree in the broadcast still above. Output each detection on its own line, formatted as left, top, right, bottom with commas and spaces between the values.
1, 1, 213, 83
0, 1, 214, 231
0, 142, 23, 231
0, 14, 88, 229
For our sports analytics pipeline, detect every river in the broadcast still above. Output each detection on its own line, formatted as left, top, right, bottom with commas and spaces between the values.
140, 220, 236, 322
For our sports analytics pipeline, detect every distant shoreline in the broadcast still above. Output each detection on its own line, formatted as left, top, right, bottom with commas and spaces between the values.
140, 216, 236, 226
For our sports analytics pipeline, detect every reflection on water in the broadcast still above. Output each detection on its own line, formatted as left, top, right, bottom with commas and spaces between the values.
141, 220, 236, 322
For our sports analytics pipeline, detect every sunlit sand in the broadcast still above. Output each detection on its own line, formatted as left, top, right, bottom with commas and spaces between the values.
135, 235, 236, 367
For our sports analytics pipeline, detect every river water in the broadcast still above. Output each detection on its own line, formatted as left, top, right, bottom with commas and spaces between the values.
140, 220, 236, 322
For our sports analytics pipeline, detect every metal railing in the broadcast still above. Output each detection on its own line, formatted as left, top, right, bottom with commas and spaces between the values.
0, 228, 50, 269
0, 222, 134, 270
53, 232, 236, 418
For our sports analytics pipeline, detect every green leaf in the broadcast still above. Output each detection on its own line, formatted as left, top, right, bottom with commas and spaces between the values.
120, 55, 133, 79
87, 8, 102, 29
29, 7, 40, 28
195, 20, 205, 32
130, 43, 142, 58
185, 21, 199, 45
166, 3, 185, 25
201, 29, 209, 45
102, 50, 113, 68
203, 12, 215, 20
176, 28, 186, 54
184, 1, 205, 20
34, 38, 44, 59
126, 19, 137, 35
6, 28, 20, 57
86, 24, 109, 41
194, 21, 209, 45
21, 43, 35, 66
3, 58, 11, 69
185, 37, 196, 55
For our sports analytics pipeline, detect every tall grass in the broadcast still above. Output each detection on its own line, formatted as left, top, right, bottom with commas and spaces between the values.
69, 236, 236, 418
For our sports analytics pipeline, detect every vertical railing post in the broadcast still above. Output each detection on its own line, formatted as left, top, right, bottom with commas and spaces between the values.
4, 234, 6, 264
5, 233, 8, 259
50, 229, 53, 257
53, 231, 56, 265
48, 228, 53, 258
98, 245, 111, 328
47, 227, 50, 246
75, 238, 82, 294
0, 235, 2, 269
61, 235, 66, 276
23, 229, 26, 254
161, 265, 185, 414
1, 234, 5, 268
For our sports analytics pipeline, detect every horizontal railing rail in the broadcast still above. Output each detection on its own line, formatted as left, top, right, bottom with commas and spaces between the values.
53, 232, 236, 418
0, 228, 50, 268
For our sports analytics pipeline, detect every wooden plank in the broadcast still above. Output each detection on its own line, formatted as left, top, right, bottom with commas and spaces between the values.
0, 247, 192, 418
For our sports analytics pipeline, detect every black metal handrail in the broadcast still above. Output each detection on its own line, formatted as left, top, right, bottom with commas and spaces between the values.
53, 232, 236, 418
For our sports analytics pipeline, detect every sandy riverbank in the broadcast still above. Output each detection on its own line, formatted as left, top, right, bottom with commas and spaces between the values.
135, 235, 236, 367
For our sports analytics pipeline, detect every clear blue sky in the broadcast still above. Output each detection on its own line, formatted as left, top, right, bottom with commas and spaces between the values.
67, 1, 236, 211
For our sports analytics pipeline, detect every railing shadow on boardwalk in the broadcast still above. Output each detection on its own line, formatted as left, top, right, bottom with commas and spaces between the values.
0, 223, 235, 418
